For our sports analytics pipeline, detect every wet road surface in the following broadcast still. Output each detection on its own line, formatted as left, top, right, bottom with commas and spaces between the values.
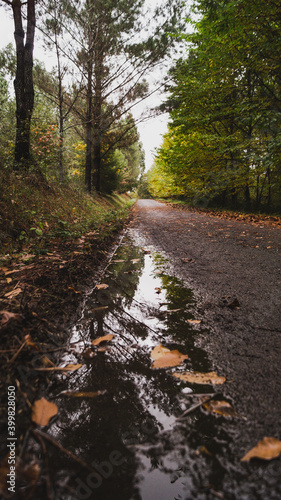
44, 200, 281, 499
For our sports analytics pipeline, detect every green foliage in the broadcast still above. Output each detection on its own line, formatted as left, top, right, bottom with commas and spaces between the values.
152, 0, 281, 210
0, 170, 133, 254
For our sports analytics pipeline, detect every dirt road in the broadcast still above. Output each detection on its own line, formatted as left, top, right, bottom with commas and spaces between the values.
130, 199, 281, 496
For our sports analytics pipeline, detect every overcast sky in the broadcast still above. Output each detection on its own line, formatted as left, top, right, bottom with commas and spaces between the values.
0, 3, 179, 171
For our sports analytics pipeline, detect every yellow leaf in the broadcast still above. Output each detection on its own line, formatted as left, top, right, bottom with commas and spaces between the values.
31, 397, 58, 426
173, 371, 226, 385
241, 437, 281, 462
151, 344, 188, 369
92, 334, 115, 346
203, 400, 237, 417
96, 283, 109, 290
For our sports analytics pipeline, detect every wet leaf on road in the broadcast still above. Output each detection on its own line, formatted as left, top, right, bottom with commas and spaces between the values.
96, 283, 109, 290
173, 371, 226, 385
151, 344, 188, 369
31, 397, 58, 426
92, 333, 115, 346
203, 399, 237, 417
241, 437, 281, 462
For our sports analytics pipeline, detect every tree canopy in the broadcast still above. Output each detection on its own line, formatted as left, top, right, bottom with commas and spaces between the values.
150, 0, 281, 210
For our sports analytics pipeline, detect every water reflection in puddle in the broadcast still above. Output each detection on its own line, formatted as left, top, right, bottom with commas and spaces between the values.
48, 234, 234, 500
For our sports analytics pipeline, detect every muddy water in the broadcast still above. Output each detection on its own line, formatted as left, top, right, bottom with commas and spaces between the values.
48, 234, 237, 500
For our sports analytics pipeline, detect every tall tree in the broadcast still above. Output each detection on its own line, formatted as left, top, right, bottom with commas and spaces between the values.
62, 0, 183, 192
1, 0, 36, 170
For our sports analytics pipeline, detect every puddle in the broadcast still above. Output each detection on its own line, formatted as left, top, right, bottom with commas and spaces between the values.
46, 234, 237, 499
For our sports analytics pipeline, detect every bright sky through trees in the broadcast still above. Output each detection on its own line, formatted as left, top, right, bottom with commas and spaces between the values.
0, 1, 172, 171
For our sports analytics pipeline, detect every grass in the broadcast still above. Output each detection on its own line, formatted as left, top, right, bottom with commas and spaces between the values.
0, 170, 134, 256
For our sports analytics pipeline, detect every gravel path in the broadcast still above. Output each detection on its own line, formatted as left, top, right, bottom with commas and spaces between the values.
130, 199, 281, 496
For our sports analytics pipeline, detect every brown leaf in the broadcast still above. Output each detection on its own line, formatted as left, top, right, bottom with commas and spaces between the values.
0, 310, 21, 326
31, 397, 58, 426
62, 390, 106, 398
187, 319, 202, 325
4, 288, 22, 299
96, 283, 109, 290
203, 400, 237, 417
92, 334, 115, 346
111, 259, 125, 263
151, 344, 188, 369
91, 306, 109, 312
35, 363, 83, 372
241, 437, 281, 462
155, 287, 162, 294
173, 371, 226, 385
68, 286, 81, 294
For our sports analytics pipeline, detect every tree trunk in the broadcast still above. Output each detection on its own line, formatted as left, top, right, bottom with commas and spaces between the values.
12, 0, 35, 170
85, 60, 93, 192
92, 51, 103, 192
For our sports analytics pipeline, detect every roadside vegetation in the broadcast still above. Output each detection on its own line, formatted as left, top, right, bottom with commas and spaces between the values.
147, 0, 281, 214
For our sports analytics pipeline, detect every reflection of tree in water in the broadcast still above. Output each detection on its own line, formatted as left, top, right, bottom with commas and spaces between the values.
46, 242, 235, 499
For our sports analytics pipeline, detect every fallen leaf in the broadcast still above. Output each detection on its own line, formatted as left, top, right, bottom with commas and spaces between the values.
31, 397, 58, 426
68, 286, 81, 294
173, 371, 226, 385
241, 437, 281, 462
62, 390, 105, 398
0, 310, 21, 326
203, 400, 237, 417
35, 363, 83, 372
181, 258, 194, 263
151, 344, 171, 360
96, 283, 109, 290
187, 319, 202, 325
4, 288, 22, 299
6, 277, 12, 284
151, 344, 188, 369
92, 334, 115, 346
155, 287, 161, 294
111, 259, 125, 263
131, 259, 140, 264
